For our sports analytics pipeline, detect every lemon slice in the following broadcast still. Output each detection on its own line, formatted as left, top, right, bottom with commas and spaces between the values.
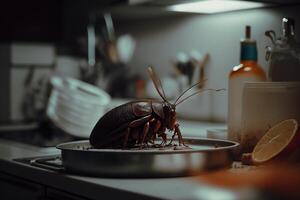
252, 119, 299, 164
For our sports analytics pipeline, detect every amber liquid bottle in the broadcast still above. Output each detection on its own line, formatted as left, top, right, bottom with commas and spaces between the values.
228, 26, 266, 146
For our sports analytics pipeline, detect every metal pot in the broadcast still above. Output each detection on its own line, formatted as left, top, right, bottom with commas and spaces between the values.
56, 138, 239, 178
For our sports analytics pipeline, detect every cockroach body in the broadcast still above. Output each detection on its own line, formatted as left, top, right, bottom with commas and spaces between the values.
90, 67, 220, 149
89, 100, 177, 148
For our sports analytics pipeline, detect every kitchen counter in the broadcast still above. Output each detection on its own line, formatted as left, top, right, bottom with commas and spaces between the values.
0, 139, 232, 200
0, 121, 233, 200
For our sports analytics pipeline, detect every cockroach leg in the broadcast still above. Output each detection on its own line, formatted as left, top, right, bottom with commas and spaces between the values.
140, 122, 150, 149
167, 132, 176, 146
128, 115, 152, 149
147, 118, 156, 144
122, 128, 131, 149
174, 123, 187, 147
153, 120, 161, 133
129, 115, 152, 128
159, 132, 167, 146
150, 120, 160, 144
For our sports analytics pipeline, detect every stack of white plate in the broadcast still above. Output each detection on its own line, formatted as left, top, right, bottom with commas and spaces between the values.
47, 76, 111, 138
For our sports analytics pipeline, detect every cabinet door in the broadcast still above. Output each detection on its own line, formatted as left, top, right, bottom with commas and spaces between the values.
45, 188, 90, 200
0, 172, 45, 200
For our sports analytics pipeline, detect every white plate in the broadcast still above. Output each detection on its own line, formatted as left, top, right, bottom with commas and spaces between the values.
54, 106, 100, 128
55, 106, 102, 123
51, 76, 111, 105
47, 108, 92, 138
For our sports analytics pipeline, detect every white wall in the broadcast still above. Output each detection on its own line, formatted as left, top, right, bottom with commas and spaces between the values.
119, 5, 300, 122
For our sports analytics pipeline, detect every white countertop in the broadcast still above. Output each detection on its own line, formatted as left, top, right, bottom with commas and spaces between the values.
179, 120, 226, 138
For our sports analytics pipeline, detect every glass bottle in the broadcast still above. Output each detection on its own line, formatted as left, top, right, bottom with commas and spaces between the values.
267, 18, 300, 81
228, 26, 266, 145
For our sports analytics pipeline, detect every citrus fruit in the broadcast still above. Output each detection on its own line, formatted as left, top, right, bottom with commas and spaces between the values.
252, 119, 299, 164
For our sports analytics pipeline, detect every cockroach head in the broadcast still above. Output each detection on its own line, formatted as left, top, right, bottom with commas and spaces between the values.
163, 101, 176, 111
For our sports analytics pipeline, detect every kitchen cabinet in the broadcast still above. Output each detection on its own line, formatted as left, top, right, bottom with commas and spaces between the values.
0, 172, 91, 200
0, 0, 63, 43
45, 188, 91, 200
0, 0, 123, 43
0, 172, 45, 200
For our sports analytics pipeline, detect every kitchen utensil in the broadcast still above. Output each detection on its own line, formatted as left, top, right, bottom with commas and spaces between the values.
87, 24, 96, 67
174, 52, 195, 86
173, 51, 209, 88
102, 12, 119, 64
189, 51, 209, 89
79, 23, 100, 85
56, 138, 239, 177
116, 34, 136, 63
265, 18, 300, 81
197, 53, 209, 89
265, 30, 276, 45
104, 13, 115, 42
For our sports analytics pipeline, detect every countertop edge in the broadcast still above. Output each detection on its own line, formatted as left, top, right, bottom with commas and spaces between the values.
0, 158, 163, 200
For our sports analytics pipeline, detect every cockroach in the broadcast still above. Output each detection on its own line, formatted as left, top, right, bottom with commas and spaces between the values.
90, 67, 223, 149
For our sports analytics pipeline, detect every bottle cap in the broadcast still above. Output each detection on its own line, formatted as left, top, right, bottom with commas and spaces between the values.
245, 25, 251, 39
240, 26, 257, 61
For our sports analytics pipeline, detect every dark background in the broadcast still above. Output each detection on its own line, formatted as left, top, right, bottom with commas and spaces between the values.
0, 0, 124, 43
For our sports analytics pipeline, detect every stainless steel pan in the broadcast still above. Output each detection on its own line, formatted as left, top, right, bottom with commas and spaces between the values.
56, 138, 239, 177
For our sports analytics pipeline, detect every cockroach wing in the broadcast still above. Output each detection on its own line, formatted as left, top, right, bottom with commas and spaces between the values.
152, 101, 164, 119
89, 101, 152, 148
132, 101, 152, 116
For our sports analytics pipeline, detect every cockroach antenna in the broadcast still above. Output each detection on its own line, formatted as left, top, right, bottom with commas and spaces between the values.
175, 88, 226, 106
148, 66, 169, 103
174, 79, 208, 105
